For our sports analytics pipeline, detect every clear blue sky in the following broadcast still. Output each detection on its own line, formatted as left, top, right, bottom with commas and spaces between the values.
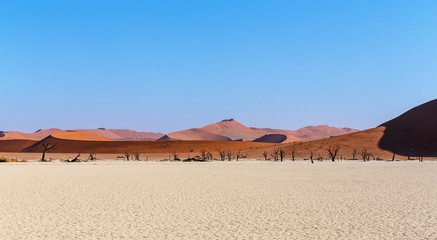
1, 0, 436, 133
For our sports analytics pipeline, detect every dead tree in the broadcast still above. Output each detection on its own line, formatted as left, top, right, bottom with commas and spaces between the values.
206, 152, 213, 160
133, 152, 141, 161
327, 145, 341, 162
360, 148, 371, 161
416, 152, 424, 162
70, 152, 81, 162
408, 148, 413, 160
235, 150, 244, 161
124, 150, 131, 161
391, 146, 397, 161
262, 150, 269, 160
88, 152, 97, 161
271, 148, 279, 161
172, 151, 180, 161
200, 150, 208, 161
41, 143, 55, 162
290, 146, 296, 161
278, 148, 287, 162
200, 150, 213, 161
317, 152, 324, 161
226, 150, 233, 161
310, 151, 314, 164
218, 149, 226, 161
352, 149, 358, 160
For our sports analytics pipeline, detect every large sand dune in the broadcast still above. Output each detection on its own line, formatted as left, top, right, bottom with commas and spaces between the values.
0, 161, 435, 239
378, 99, 437, 156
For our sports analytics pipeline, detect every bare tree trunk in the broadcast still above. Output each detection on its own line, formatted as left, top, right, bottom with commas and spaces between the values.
327, 145, 341, 162
263, 151, 268, 161
41, 143, 55, 162
407, 148, 413, 160
290, 146, 296, 161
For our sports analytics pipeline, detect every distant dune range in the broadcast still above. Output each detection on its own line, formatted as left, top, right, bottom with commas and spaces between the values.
0, 128, 164, 141
0, 120, 357, 144
158, 119, 357, 142
0, 131, 39, 141
1, 100, 436, 158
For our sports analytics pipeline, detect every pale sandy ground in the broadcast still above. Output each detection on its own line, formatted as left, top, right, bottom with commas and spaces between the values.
0, 161, 436, 239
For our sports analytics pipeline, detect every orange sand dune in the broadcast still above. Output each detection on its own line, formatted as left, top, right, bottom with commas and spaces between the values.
0, 131, 39, 140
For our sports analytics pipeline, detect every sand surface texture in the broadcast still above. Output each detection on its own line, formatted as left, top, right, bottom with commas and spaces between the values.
0, 161, 436, 239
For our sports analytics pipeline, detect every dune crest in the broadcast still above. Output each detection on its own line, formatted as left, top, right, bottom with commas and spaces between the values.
51, 132, 111, 141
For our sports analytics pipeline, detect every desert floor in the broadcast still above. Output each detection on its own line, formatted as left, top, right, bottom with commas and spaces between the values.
0, 161, 436, 239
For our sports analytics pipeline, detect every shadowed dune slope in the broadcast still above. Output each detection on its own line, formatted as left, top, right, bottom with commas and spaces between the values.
253, 134, 302, 143
0, 140, 39, 152
378, 99, 437, 156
